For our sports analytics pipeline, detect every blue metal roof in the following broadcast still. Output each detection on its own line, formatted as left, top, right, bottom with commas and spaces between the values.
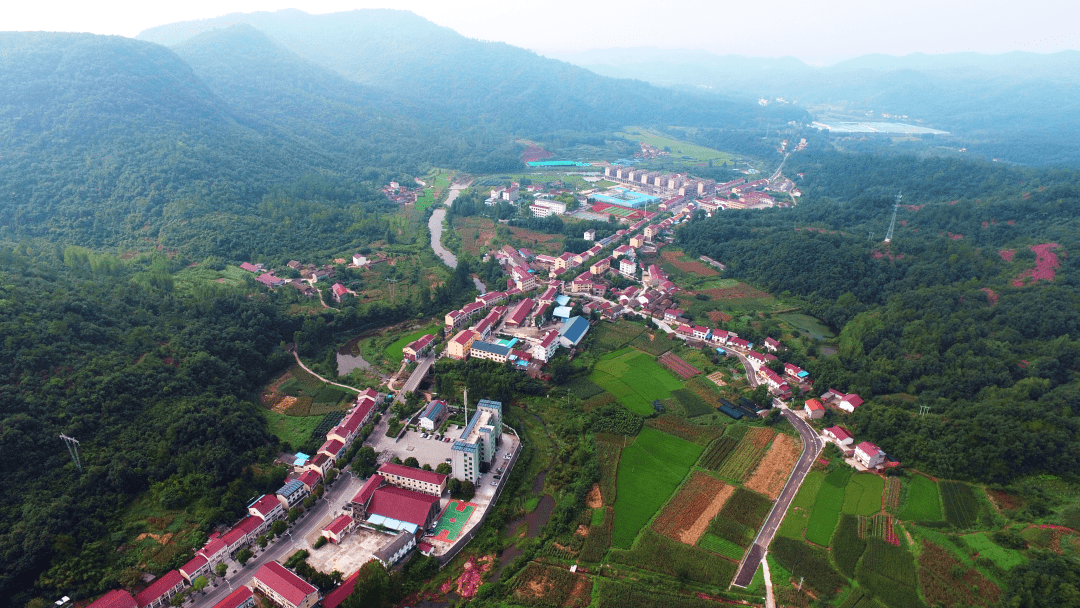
555, 295, 571, 306
422, 401, 444, 420
277, 479, 305, 496
559, 316, 589, 346
471, 341, 511, 356
553, 305, 573, 318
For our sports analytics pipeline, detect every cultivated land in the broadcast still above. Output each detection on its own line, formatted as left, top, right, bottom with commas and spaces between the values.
590, 347, 685, 415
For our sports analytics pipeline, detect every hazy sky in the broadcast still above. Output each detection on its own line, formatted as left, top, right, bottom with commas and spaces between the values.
4, 0, 1078, 63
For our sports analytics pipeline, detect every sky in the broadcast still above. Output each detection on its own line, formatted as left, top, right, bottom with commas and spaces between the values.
4, 0, 1078, 64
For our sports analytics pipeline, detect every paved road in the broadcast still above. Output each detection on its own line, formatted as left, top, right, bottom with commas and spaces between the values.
189, 474, 362, 608
731, 408, 822, 587
395, 354, 435, 402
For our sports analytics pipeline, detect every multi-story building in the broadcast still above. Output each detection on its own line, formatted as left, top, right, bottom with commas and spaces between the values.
451, 400, 503, 484
447, 330, 475, 360
134, 571, 184, 608
249, 562, 319, 608
377, 462, 448, 496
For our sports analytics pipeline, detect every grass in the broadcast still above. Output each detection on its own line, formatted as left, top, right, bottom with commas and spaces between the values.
261, 409, 323, 450
590, 347, 684, 415
961, 532, 1027, 570
698, 533, 746, 559
611, 426, 703, 549
608, 528, 738, 587
805, 467, 851, 546
898, 475, 943, 522
619, 126, 735, 164
383, 323, 441, 365
778, 313, 836, 341
843, 474, 886, 517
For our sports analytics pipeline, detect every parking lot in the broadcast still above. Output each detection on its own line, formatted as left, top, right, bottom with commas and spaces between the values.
372, 425, 461, 469
306, 526, 398, 575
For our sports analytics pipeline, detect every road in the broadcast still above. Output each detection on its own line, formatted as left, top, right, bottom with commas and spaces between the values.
189, 473, 362, 608
395, 354, 435, 402
731, 406, 822, 588
291, 351, 364, 395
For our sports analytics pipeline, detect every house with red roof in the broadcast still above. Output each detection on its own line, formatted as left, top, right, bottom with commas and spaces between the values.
86, 590, 137, 608
536, 330, 560, 362
664, 308, 682, 322
322, 570, 360, 608
505, 298, 535, 328
402, 334, 434, 362
212, 587, 254, 608
179, 554, 210, 583
321, 514, 356, 544
840, 394, 864, 413
764, 337, 782, 352
239, 262, 260, 273
854, 441, 886, 468
728, 337, 750, 349
824, 426, 854, 446
692, 325, 710, 341
134, 570, 184, 608
804, 399, 826, 420
248, 494, 286, 523
197, 537, 228, 566
763, 368, 785, 389
249, 562, 319, 608
820, 388, 846, 404
746, 351, 767, 366
331, 283, 349, 302
447, 329, 475, 360
377, 463, 447, 496
318, 438, 346, 463
366, 485, 441, 532
296, 470, 322, 492
675, 324, 694, 338
710, 330, 730, 345
306, 452, 332, 476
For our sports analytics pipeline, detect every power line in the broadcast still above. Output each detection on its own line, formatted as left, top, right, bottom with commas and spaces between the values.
884, 189, 901, 243
60, 434, 82, 472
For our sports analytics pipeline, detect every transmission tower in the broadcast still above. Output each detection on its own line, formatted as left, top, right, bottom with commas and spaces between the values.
60, 434, 82, 472
919, 405, 931, 416
883, 190, 901, 243
385, 277, 401, 303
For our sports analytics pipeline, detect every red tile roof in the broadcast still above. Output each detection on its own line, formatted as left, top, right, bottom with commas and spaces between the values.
378, 463, 447, 486
324, 514, 354, 535
856, 441, 881, 457
309, 453, 330, 468
351, 399, 375, 424
332, 283, 348, 297
367, 485, 439, 528
320, 438, 345, 456
322, 570, 360, 608
253, 562, 317, 608
451, 330, 473, 346
351, 474, 384, 506
198, 537, 227, 559
249, 495, 281, 519
87, 590, 137, 608
180, 554, 208, 578
239, 262, 259, 273
220, 525, 248, 548
212, 587, 253, 608
134, 570, 183, 608
297, 470, 322, 490
236, 515, 262, 535
842, 394, 864, 408
539, 330, 559, 348
805, 399, 825, 411
405, 334, 434, 352
825, 426, 853, 441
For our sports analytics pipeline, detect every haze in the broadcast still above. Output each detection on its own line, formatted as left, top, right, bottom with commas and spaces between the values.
6, 0, 1079, 63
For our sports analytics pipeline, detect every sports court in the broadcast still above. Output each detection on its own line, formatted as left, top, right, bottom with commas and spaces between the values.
432, 500, 477, 542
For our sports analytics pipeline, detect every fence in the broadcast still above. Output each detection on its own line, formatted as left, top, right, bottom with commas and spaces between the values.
437, 434, 522, 567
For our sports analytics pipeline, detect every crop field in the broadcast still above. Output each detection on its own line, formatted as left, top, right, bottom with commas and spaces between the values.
567, 377, 605, 400
659, 248, 719, 276
595, 434, 623, 505
961, 533, 1027, 570
898, 475, 943, 521
918, 540, 1001, 608
612, 427, 703, 548
669, 388, 712, 417
778, 312, 837, 341
644, 414, 723, 445
262, 409, 324, 449
856, 539, 922, 608
770, 536, 846, 598
658, 352, 702, 379
697, 533, 745, 559
591, 348, 684, 415
709, 487, 772, 547
700, 436, 740, 470
839, 590, 884, 608
716, 427, 776, 481
745, 433, 802, 499
512, 562, 592, 608
652, 472, 732, 545
831, 515, 866, 577
580, 507, 614, 562
805, 467, 852, 546
591, 321, 647, 352
608, 529, 738, 587
884, 477, 902, 515
939, 481, 984, 528
842, 474, 885, 516
620, 126, 735, 164
630, 330, 676, 356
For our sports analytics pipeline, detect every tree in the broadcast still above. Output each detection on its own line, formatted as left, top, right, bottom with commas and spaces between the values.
271, 520, 287, 536
435, 462, 452, 475
192, 576, 208, 591
257, 535, 268, 549
421, 463, 433, 471
236, 548, 253, 565
303, 495, 315, 509
343, 560, 392, 608
403, 457, 420, 469
326, 468, 338, 484
215, 563, 227, 577
313, 536, 328, 549
288, 507, 303, 523
750, 384, 771, 408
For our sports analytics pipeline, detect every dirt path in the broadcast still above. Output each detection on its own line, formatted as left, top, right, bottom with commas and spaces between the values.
292, 350, 362, 394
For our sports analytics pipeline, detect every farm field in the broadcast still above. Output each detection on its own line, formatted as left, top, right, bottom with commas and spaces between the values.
668, 388, 712, 417
842, 474, 886, 516
939, 481, 987, 528
706, 487, 772, 549
917, 540, 1001, 608
620, 126, 735, 164
659, 248, 719, 276
658, 352, 701, 379
856, 539, 923, 608
652, 472, 733, 545
745, 432, 802, 499
384, 323, 441, 364
608, 528, 738, 587
898, 475, 943, 521
778, 312, 837, 341
590, 347, 684, 415
612, 427, 703, 548
805, 467, 852, 546
716, 427, 775, 481
512, 562, 592, 608
261, 409, 324, 449
960, 532, 1027, 570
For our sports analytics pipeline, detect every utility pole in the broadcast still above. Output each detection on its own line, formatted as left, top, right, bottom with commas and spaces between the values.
60, 434, 82, 472
884, 189, 901, 243
463, 387, 469, 425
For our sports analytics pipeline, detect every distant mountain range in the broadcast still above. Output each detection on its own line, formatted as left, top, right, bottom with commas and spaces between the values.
549, 47, 1080, 165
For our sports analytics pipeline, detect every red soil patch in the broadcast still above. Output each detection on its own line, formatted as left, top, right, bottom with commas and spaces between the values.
900, 220, 908, 226
899, 205, 924, 211
698, 284, 772, 302
884, 516, 900, 546
1012, 243, 1061, 287
658, 352, 701, 379
1007, 220, 1016, 225
999, 249, 1016, 262
661, 249, 718, 276
520, 146, 553, 163
946, 232, 964, 240
441, 555, 493, 598
707, 310, 734, 324
981, 288, 998, 307
1023, 192, 1031, 199
948, 200, 959, 205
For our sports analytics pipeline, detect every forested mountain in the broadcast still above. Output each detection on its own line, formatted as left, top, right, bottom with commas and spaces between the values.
555, 48, 1080, 165
138, 9, 806, 134
678, 151, 1080, 482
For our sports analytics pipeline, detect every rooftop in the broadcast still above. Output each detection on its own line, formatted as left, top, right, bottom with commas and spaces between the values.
378, 462, 447, 486
212, 587, 253, 608
134, 570, 183, 608
87, 590, 137, 608
324, 514, 354, 536
367, 485, 439, 528
253, 562, 317, 607
351, 474, 384, 506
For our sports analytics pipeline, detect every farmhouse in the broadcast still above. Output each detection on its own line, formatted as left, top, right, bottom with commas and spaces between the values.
619, 258, 637, 278
248, 494, 285, 523
296, 470, 322, 492
764, 337, 782, 352
840, 394, 864, 413
249, 562, 319, 608
854, 441, 886, 468
746, 351, 767, 366
402, 334, 435, 362
824, 426, 854, 446
804, 399, 825, 420
505, 298, 535, 327
321, 514, 356, 544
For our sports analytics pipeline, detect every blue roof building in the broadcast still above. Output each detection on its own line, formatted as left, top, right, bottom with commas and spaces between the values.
555, 295, 571, 306
559, 316, 590, 347
552, 305, 573, 319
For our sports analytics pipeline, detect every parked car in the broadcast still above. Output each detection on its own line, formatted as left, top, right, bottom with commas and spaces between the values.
490, 481, 498, 486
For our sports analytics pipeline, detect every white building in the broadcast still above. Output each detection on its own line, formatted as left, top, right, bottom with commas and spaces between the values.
451, 400, 503, 484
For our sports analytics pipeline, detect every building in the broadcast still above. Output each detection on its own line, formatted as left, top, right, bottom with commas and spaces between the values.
854, 441, 886, 468
452, 399, 503, 484
505, 298, 535, 328
365, 485, 441, 533
296, 470, 323, 492
306, 452, 333, 476
403, 334, 435, 362
250, 562, 319, 608
692, 325, 710, 341
134, 570, 185, 608
87, 590, 137, 608
249, 494, 286, 524
590, 257, 611, 275
447, 330, 476, 360
373, 530, 417, 567
584, 229, 596, 241
179, 554, 210, 583
559, 316, 589, 348
746, 351, 767, 366
824, 426, 854, 446
419, 400, 447, 431
213, 588, 255, 608
804, 399, 825, 419
470, 341, 512, 363
840, 394, 864, 413
619, 258, 636, 278
331, 283, 349, 303
276, 479, 310, 509
764, 337, 782, 352
536, 330, 560, 362
378, 462, 448, 496
322, 515, 356, 544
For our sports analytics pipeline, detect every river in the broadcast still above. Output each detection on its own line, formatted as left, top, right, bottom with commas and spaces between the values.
428, 184, 487, 293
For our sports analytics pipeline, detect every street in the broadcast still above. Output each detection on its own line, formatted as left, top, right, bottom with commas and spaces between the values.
188, 473, 362, 608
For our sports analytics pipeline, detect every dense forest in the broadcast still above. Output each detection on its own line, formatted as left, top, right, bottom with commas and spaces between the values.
678, 151, 1080, 482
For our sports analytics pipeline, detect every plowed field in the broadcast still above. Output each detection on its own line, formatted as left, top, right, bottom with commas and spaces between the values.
745, 433, 802, 499
653, 472, 733, 545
